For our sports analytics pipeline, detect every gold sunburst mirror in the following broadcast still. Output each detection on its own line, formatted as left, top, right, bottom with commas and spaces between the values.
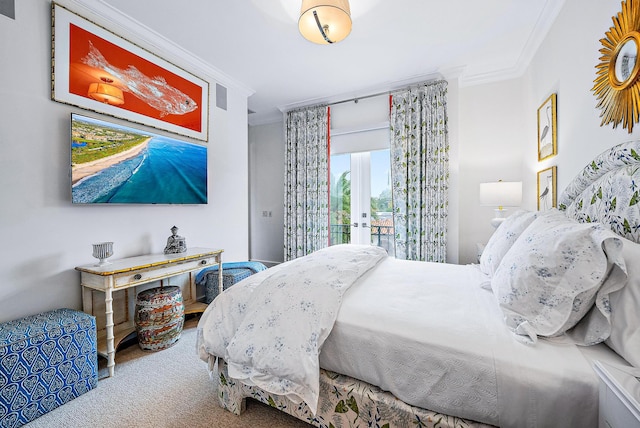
593, 0, 640, 133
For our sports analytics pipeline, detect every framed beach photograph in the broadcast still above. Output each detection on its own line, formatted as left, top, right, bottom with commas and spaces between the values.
52, 3, 209, 141
537, 93, 557, 161
537, 165, 557, 211
71, 113, 207, 204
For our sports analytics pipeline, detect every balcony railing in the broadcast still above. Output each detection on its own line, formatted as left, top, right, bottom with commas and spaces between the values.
330, 223, 395, 256
330, 224, 351, 245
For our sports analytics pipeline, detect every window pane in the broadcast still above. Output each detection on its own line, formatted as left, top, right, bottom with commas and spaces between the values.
370, 149, 395, 256
330, 153, 351, 245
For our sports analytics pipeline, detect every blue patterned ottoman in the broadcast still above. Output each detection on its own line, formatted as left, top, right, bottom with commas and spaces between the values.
196, 261, 267, 304
0, 308, 97, 427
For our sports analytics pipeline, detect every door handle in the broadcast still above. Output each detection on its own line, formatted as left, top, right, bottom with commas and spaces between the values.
352, 222, 358, 227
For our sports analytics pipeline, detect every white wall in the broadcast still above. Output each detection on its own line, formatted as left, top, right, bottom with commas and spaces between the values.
249, 0, 640, 266
457, 78, 526, 263
523, 0, 640, 196
248, 122, 285, 265
0, 0, 250, 323
457, 0, 640, 263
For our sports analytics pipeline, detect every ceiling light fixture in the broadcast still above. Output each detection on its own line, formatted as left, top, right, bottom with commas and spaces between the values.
87, 77, 124, 106
298, 0, 352, 45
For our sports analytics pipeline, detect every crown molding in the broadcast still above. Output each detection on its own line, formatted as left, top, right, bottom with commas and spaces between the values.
251, 0, 565, 126
277, 71, 446, 114
248, 110, 284, 127
244, 71, 454, 127
459, 0, 566, 87
57, 0, 254, 98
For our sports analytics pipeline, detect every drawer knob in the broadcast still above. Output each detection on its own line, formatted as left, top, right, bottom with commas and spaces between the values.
133, 274, 142, 280
200, 260, 207, 265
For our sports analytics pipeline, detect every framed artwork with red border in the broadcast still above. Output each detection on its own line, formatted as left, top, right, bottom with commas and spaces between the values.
52, 3, 209, 141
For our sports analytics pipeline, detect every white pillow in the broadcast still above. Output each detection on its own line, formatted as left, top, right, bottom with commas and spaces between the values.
605, 237, 640, 367
491, 212, 627, 344
479, 210, 539, 277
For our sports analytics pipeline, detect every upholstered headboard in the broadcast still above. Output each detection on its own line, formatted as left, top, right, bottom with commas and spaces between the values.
558, 140, 640, 244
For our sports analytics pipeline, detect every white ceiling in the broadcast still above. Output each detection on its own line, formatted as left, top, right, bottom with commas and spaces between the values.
99, 0, 566, 125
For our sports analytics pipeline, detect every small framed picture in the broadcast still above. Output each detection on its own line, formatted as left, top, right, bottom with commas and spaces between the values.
537, 166, 557, 211
537, 93, 557, 161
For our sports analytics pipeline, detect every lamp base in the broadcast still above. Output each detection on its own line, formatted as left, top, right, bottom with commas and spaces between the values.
490, 208, 508, 229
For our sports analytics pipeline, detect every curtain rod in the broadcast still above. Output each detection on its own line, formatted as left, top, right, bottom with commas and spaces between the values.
328, 78, 446, 107
329, 91, 390, 107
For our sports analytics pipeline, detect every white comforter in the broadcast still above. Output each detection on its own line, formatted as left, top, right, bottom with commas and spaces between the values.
197, 245, 628, 427
321, 256, 628, 427
196, 244, 387, 414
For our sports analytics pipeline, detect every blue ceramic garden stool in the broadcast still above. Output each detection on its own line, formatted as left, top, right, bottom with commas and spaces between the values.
196, 261, 267, 303
134, 286, 184, 351
0, 308, 98, 428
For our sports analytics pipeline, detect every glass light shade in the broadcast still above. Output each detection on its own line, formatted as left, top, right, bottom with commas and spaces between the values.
299, 0, 352, 44
87, 83, 125, 105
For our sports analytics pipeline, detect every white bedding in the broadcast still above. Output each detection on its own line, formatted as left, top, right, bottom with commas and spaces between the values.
197, 245, 630, 428
320, 256, 629, 427
196, 244, 387, 414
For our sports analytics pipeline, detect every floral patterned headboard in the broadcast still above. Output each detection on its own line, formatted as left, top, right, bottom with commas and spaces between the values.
558, 140, 640, 243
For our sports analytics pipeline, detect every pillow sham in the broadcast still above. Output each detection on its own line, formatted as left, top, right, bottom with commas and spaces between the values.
491, 211, 627, 344
604, 237, 640, 367
479, 210, 539, 277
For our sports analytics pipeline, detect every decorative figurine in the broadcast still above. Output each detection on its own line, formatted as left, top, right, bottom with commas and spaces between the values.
164, 226, 187, 254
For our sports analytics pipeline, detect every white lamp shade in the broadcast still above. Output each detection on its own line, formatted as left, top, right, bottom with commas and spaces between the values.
299, 0, 352, 44
479, 181, 522, 208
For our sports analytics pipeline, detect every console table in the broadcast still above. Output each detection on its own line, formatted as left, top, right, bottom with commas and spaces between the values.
75, 247, 223, 377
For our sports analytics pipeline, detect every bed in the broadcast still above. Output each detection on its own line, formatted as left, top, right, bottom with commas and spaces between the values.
196, 140, 640, 428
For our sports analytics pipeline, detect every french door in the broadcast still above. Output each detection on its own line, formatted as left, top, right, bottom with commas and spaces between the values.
329, 149, 394, 254
348, 152, 372, 243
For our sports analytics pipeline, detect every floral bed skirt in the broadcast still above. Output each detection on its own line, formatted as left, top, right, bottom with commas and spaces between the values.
214, 359, 494, 428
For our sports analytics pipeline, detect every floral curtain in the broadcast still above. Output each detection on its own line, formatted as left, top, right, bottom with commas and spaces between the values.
390, 80, 449, 262
284, 105, 330, 261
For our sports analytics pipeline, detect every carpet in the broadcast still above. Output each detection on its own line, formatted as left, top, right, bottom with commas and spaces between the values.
25, 317, 310, 427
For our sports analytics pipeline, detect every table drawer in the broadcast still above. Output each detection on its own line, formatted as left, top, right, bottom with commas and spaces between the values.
113, 256, 217, 288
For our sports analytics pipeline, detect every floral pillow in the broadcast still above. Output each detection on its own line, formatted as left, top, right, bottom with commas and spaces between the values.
604, 237, 640, 367
491, 212, 627, 344
479, 210, 539, 277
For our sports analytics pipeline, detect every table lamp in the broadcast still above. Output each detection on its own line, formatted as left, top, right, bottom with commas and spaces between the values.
479, 181, 523, 228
